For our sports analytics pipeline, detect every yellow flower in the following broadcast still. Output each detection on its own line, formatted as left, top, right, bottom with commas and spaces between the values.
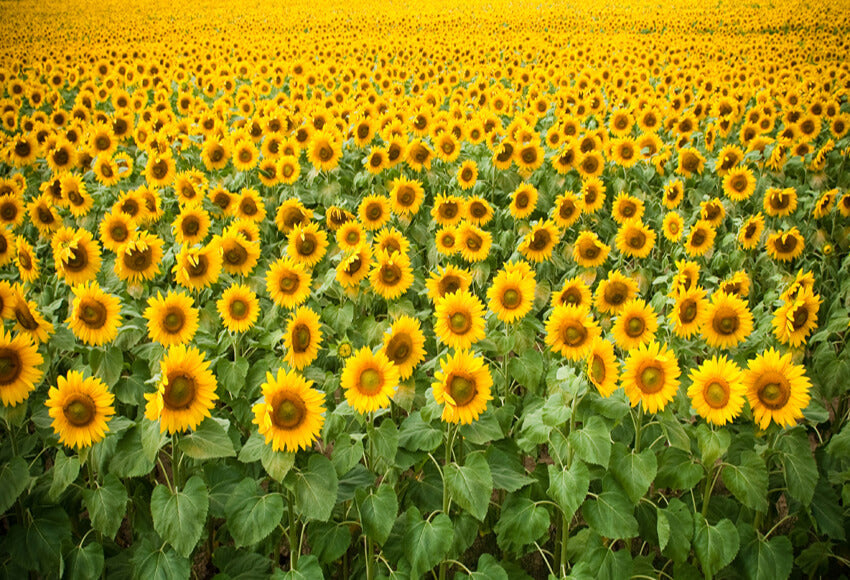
252, 368, 325, 452
545, 304, 600, 361
283, 307, 323, 370
434, 289, 486, 350
688, 356, 746, 426
342, 346, 399, 414
622, 341, 680, 413
0, 330, 43, 407
46, 371, 114, 449
217, 284, 260, 333
700, 291, 754, 349
586, 338, 620, 397
381, 316, 426, 380
487, 264, 536, 323
611, 298, 658, 351
266, 257, 312, 309
145, 345, 218, 434
744, 348, 811, 429
432, 349, 493, 424
144, 290, 199, 346
67, 281, 122, 346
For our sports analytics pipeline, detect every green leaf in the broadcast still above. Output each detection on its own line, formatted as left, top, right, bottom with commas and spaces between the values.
693, 516, 739, 578
568, 416, 612, 467
294, 454, 338, 522
463, 554, 509, 579
237, 431, 265, 463
0, 456, 29, 513
445, 452, 493, 521
402, 507, 453, 579
356, 484, 398, 545
23, 507, 71, 571
657, 507, 671, 552
91, 345, 124, 387
216, 357, 250, 396
776, 429, 818, 507
109, 425, 156, 478
811, 476, 846, 540
150, 476, 209, 558
661, 498, 694, 563
610, 443, 657, 503
508, 349, 543, 391
459, 411, 503, 445
494, 495, 550, 553
271, 554, 323, 580
307, 521, 352, 564
67, 542, 104, 580
655, 447, 703, 491
131, 537, 190, 580
398, 411, 442, 452
330, 436, 363, 476
367, 419, 399, 473
547, 460, 590, 521
826, 422, 850, 457
261, 445, 296, 482
82, 473, 127, 539
224, 478, 285, 547
582, 488, 639, 539
696, 424, 730, 467
178, 417, 236, 460
738, 524, 793, 580
486, 447, 534, 492
721, 451, 768, 512
49, 451, 81, 501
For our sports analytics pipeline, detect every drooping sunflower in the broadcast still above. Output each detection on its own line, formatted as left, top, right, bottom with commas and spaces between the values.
738, 213, 765, 250
46, 371, 114, 449
612, 298, 658, 351
252, 368, 326, 452
426, 265, 473, 302
744, 348, 811, 429
283, 307, 323, 370
217, 284, 260, 333
670, 259, 701, 296
722, 167, 756, 202
813, 189, 837, 219
266, 257, 312, 308
766, 228, 805, 262
144, 290, 199, 346
114, 232, 163, 284
688, 356, 746, 426
615, 219, 656, 259
381, 316, 427, 380
545, 304, 601, 361
173, 243, 223, 290
487, 265, 536, 323
700, 291, 754, 349
509, 183, 538, 219
520, 220, 560, 263
586, 338, 620, 397
573, 230, 610, 268
622, 341, 680, 413
432, 349, 493, 424
669, 286, 708, 338
434, 289, 486, 350
342, 346, 399, 414
0, 330, 43, 407
286, 222, 328, 268
369, 249, 414, 300
67, 281, 122, 346
456, 222, 492, 263
773, 289, 821, 348
684, 220, 716, 257
594, 271, 639, 315
719, 271, 751, 299
144, 345, 219, 434
0, 281, 14, 319
15, 236, 40, 283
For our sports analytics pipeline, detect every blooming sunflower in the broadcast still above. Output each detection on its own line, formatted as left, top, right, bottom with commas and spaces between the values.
622, 341, 680, 413
173, 243, 222, 290
432, 194, 464, 227
520, 220, 560, 263
336, 221, 366, 252
456, 222, 492, 263
389, 178, 424, 216
544, 304, 601, 361
13, 292, 54, 345
552, 191, 581, 229
99, 210, 137, 252
369, 249, 414, 300
700, 291, 754, 349
700, 199, 726, 227
688, 356, 746, 426
612, 193, 645, 224
435, 225, 458, 256
586, 338, 620, 397
465, 196, 493, 226
53, 227, 103, 286
744, 348, 811, 429
573, 230, 611, 269
426, 265, 473, 301
772, 289, 821, 348
722, 167, 756, 201
381, 316, 426, 380
172, 203, 210, 246
308, 131, 341, 171
510, 183, 538, 219
662, 212, 684, 242
373, 227, 410, 256
337, 245, 372, 290
67, 282, 122, 346
144, 291, 199, 346
252, 368, 326, 452
144, 345, 218, 434
738, 213, 765, 250
487, 265, 536, 323
663, 180, 684, 209
552, 276, 592, 310
763, 187, 797, 218
669, 286, 708, 339
114, 232, 163, 284
432, 349, 493, 424
358, 195, 391, 231
15, 236, 39, 283
217, 230, 261, 276
766, 228, 805, 262
46, 371, 114, 449
615, 219, 656, 259
684, 220, 716, 258
342, 346, 399, 414
0, 330, 43, 407
612, 298, 658, 351
283, 307, 322, 370
434, 289, 486, 350
287, 222, 328, 268
677, 147, 705, 177
275, 199, 313, 234
456, 160, 478, 190
266, 257, 312, 308
594, 271, 639, 315
217, 284, 260, 333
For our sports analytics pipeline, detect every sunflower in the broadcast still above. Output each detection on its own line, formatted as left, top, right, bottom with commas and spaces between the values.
545, 304, 601, 361
610, 137, 639, 168
551, 276, 592, 310
373, 227, 410, 257
358, 195, 391, 230
616, 219, 656, 259
432, 349, 493, 424
27, 194, 60, 236
308, 131, 341, 171
520, 220, 560, 262
212, 230, 257, 277
492, 140, 515, 171
813, 189, 837, 219
662, 212, 684, 242
456, 160, 478, 190
266, 257, 312, 308
252, 368, 326, 452
663, 180, 684, 209
715, 144, 745, 176
369, 249, 414, 300
381, 316, 426, 379
434, 289, 486, 350
389, 178, 424, 217
0, 194, 24, 228
612, 193, 645, 224
612, 298, 658, 351
766, 228, 805, 262
67, 282, 122, 346
200, 140, 230, 171
53, 228, 102, 286
235, 188, 266, 223
173, 243, 222, 290
722, 167, 756, 202
342, 346, 399, 414
283, 307, 322, 370
671, 259, 701, 296
168, 203, 208, 247
284, 222, 328, 269
0, 281, 14, 320
144, 291, 199, 346
622, 341, 680, 413
426, 265, 473, 302
12, 293, 54, 345
335, 221, 366, 252
365, 147, 387, 175
435, 225, 459, 256
688, 356, 746, 426
594, 271, 639, 315
744, 348, 811, 429
587, 338, 620, 397
465, 196, 494, 226
580, 177, 606, 214
573, 231, 610, 268
144, 345, 218, 434
15, 236, 39, 283
838, 193, 850, 218
432, 194, 464, 226
457, 222, 492, 263
46, 371, 114, 449
699, 199, 726, 228
487, 265, 536, 323
684, 220, 716, 257
552, 191, 581, 229
670, 286, 708, 338
406, 140, 433, 171
509, 183, 538, 219
0, 227, 14, 266
676, 147, 705, 177
217, 284, 260, 334
93, 156, 121, 187
0, 330, 43, 407
277, 155, 301, 185
577, 151, 604, 179
99, 210, 137, 252
114, 231, 163, 284
773, 289, 821, 348
145, 154, 176, 188
275, 199, 313, 234
738, 213, 765, 250
763, 187, 797, 218
700, 291, 754, 349
232, 139, 259, 172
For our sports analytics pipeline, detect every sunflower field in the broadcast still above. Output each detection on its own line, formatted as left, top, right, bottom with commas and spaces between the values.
1, 0, 850, 577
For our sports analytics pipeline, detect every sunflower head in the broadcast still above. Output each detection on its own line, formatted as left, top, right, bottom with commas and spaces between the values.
622, 341, 681, 413
381, 316, 426, 380
47, 371, 115, 449
144, 345, 219, 433
342, 347, 399, 414
253, 368, 326, 453
432, 349, 493, 424
688, 356, 746, 426
744, 348, 811, 429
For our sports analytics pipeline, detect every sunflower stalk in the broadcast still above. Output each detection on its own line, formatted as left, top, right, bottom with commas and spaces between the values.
438, 422, 456, 580
287, 488, 299, 571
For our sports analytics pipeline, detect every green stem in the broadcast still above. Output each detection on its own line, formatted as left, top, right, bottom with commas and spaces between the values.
365, 535, 375, 580
634, 406, 644, 454
701, 465, 720, 519
559, 511, 570, 576
171, 434, 181, 489
439, 423, 455, 580
288, 489, 299, 571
